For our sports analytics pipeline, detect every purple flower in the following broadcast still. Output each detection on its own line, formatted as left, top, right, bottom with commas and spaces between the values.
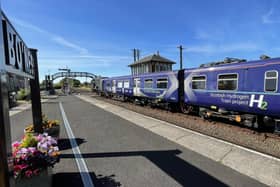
28, 147, 36, 153
20, 148, 28, 154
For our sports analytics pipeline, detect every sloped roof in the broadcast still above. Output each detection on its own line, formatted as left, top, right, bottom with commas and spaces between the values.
128, 54, 176, 67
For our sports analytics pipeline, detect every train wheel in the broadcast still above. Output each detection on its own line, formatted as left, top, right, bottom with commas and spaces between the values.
180, 102, 193, 114
255, 115, 265, 131
169, 103, 179, 112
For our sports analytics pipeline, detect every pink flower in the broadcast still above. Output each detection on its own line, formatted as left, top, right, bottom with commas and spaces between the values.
14, 164, 28, 172
12, 141, 21, 148
33, 169, 40, 176
25, 170, 33, 178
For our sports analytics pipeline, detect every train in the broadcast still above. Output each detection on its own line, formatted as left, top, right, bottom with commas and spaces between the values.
95, 57, 280, 133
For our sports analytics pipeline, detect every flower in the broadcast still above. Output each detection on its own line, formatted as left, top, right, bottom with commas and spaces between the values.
12, 141, 21, 149
25, 170, 33, 178
12, 133, 60, 179
24, 115, 60, 133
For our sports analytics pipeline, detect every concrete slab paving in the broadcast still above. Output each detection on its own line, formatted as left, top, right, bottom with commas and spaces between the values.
222, 147, 280, 187
176, 134, 233, 162
149, 125, 191, 142
77, 94, 280, 187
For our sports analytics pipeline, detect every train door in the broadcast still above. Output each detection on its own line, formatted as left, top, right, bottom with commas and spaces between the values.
133, 78, 141, 97
112, 80, 116, 94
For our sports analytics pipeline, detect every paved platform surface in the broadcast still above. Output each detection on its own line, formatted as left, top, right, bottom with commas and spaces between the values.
10, 96, 267, 187
77, 95, 280, 187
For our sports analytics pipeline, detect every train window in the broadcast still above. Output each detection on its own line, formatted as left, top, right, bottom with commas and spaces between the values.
133, 79, 140, 87
124, 81, 129, 88
157, 78, 168, 89
218, 74, 238, 90
192, 76, 206, 89
144, 79, 153, 88
117, 81, 123, 88
265, 71, 278, 92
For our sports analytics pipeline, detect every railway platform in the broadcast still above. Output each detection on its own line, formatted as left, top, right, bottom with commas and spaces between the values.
10, 95, 279, 187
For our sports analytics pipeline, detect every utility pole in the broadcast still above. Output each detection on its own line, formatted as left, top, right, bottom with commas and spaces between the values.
177, 45, 184, 70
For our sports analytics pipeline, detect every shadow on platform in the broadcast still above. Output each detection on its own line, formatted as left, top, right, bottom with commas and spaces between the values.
52, 172, 121, 187
59, 149, 227, 187
57, 138, 86, 151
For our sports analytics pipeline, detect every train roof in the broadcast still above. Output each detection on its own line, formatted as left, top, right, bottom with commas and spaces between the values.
185, 57, 280, 72
104, 70, 178, 80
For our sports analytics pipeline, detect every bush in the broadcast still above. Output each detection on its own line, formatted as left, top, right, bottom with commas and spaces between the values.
53, 83, 61, 89
16, 89, 30, 101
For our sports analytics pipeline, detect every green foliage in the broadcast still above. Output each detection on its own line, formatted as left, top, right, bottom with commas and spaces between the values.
59, 78, 81, 87
73, 79, 81, 87
81, 81, 90, 87
53, 83, 62, 89
20, 133, 38, 148
16, 89, 30, 100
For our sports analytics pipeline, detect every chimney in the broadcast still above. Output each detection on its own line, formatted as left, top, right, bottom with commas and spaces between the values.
136, 49, 140, 60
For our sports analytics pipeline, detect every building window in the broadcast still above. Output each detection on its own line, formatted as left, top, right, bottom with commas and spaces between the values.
157, 78, 168, 89
192, 76, 206, 89
124, 80, 130, 88
144, 79, 153, 88
218, 74, 238, 90
265, 70, 278, 92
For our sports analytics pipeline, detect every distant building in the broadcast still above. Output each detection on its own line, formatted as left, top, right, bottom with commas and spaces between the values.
128, 53, 175, 75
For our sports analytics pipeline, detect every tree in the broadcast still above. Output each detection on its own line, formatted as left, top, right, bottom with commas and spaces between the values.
73, 79, 81, 87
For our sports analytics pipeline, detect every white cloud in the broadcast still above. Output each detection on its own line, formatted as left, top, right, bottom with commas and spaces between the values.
262, 8, 280, 24
52, 36, 88, 54
11, 18, 89, 54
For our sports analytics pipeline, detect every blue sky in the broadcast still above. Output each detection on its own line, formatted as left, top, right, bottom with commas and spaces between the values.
2, 0, 280, 82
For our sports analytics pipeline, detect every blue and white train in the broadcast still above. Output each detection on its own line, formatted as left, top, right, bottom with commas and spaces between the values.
96, 57, 280, 132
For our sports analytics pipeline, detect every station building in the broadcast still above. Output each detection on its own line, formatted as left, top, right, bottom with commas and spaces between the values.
128, 53, 175, 75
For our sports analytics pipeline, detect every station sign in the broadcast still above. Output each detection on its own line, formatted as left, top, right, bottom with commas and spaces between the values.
1, 12, 34, 78
0, 11, 41, 187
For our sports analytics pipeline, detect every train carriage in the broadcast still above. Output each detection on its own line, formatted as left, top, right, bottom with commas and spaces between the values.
97, 56, 280, 132
102, 75, 133, 99
182, 58, 280, 128
133, 71, 179, 104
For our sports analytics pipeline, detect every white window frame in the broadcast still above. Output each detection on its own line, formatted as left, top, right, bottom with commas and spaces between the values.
264, 70, 278, 92
191, 75, 207, 90
156, 78, 168, 89
117, 81, 123, 88
144, 79, 153, 88
123, 80, 130, 88
217, 73, 238, 91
